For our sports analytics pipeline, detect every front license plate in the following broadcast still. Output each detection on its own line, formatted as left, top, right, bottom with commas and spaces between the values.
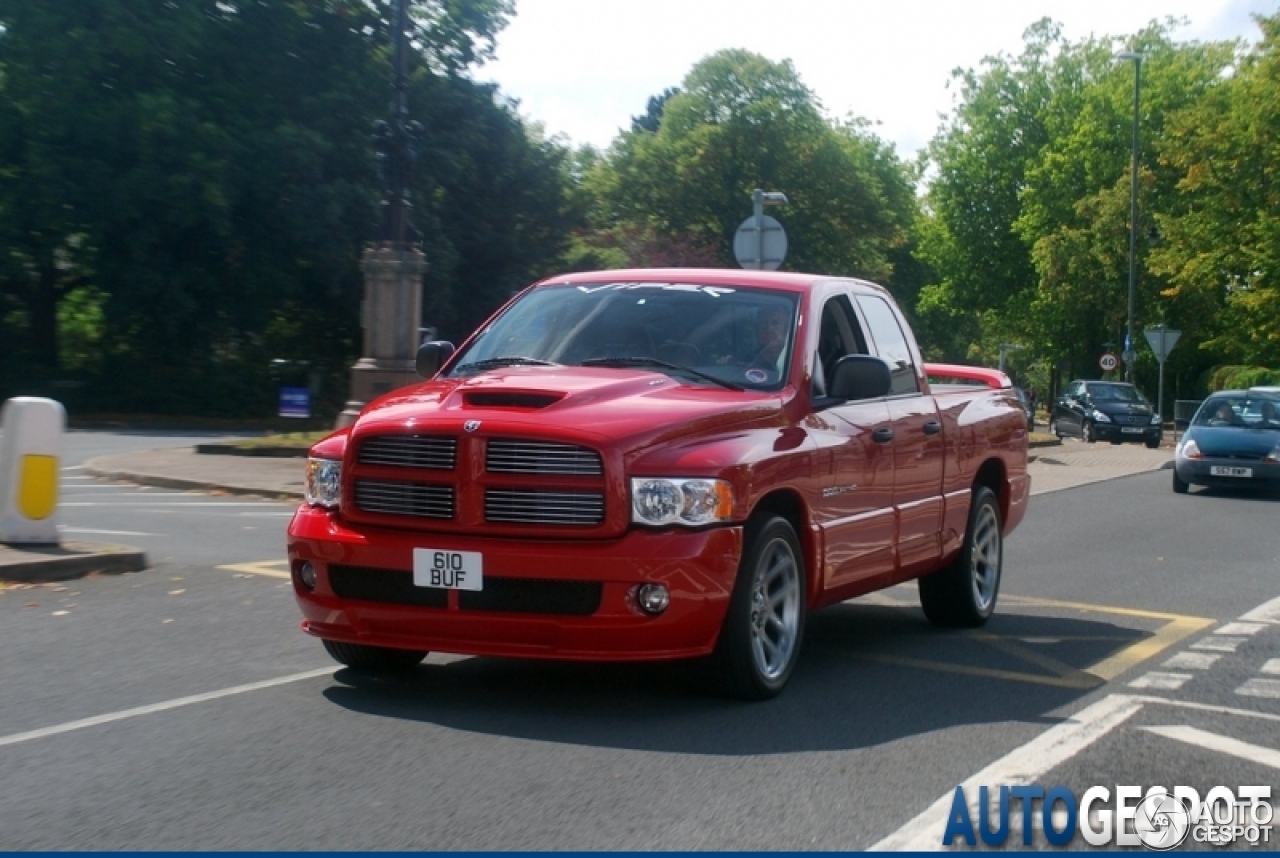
1121, 427, 1144, 434
413, 548, 483, 590
1210, 466, 1252, 478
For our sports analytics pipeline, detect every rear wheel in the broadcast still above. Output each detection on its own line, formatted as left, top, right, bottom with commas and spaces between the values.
322, 640, 427, 673
919, 486, 1003, 628
708, 515, 806, 700
1172, 469, 1189, 494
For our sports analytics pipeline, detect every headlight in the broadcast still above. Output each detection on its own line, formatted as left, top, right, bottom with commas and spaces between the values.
305, 457, 342, 508
1265, 443, 1280, 464
1091, 410, 1112, 423
1150, 413, 1161, 425
1178, 439, 1202, 460
630, 477, 733, 526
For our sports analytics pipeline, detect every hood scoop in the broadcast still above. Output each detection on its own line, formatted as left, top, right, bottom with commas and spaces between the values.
463, 390, 565, 410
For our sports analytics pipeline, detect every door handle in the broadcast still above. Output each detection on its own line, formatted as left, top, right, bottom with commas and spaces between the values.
923, 420, 942, 436
872, 426, 895, 444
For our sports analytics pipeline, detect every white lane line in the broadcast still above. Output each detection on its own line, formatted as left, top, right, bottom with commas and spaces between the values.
1215, 622, 1267, 636
60, 527, 157, 537
1261, 659, 1280, 676
868, 694, 1144, 852
1240, 595, 1280, 624
1191, 636, 1247, 652
1162, 651, 1221, 670
1128, 672, 1192, 690
1140, 725, 1280, 771
60, 465, 86, 471
1236, 678, 1280, 700
1128, 694, 1280, 723
0, 668, 332, 750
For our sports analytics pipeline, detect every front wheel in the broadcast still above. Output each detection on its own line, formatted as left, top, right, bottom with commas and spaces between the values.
1172, 469, 1189, 494
919, 486, 1003, 627
322, 640, 427, 674
1083, 421, 1097, 443
708, 515, 806, 700
1049, 418, 1062, 439
1145, 438, 1161, 449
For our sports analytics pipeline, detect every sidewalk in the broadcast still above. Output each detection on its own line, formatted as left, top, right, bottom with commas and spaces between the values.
2, 439, 1172, 582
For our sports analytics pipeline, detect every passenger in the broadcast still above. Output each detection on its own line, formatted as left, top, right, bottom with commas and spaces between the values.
1259, 400, 1280, 427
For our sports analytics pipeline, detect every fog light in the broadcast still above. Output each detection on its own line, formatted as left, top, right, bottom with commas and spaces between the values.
636, 583, 670, 615
297, 561, 317, 590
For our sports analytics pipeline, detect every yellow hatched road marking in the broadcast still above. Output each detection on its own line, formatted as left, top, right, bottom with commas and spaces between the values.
218, 560, 291, 579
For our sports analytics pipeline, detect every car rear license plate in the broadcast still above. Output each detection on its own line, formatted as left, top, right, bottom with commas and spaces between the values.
1121, 427, 1144, 434
413, 548, 483, 590
1210, 466, 1252, 478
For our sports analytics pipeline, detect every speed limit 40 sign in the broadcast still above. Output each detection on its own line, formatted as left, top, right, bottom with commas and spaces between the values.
1099, 353, 1119, 372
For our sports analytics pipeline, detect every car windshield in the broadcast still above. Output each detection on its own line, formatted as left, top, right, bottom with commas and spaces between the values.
446, 281, 800, 391
1087, 383, 1145, 403
1193, 394, 1280, 428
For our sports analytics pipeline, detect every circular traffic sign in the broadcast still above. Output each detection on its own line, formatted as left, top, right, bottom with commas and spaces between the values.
734, 215, 788, 270
1099, 353, 1118, 372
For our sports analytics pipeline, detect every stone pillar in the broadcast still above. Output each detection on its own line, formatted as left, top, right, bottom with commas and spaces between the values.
335, 242, 428, 428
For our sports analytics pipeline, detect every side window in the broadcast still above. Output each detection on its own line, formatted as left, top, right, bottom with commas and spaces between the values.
812, 295, 867, 397
855, 295, 920, 395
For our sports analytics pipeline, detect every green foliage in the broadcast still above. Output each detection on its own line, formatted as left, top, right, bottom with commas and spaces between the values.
1207, 365, 1280, 391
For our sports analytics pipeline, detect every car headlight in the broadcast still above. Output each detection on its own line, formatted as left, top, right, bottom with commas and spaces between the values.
1150, 413, 1161, 425
1091, 410, 1112, 423
1178, 439, 1202, 460
630, 477, 733, 526
1265, 442, 1280, 464
305, 457, 342, 509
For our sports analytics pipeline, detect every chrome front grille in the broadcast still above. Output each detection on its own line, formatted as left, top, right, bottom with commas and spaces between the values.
358, 435, 457, 469
355, 479, 454, 519
485, 489, 605, 525
1115, 415, 1146, 426
486, 440, 603, 475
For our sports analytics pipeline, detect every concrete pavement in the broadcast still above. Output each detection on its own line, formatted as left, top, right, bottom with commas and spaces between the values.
1, 437, 1173, 581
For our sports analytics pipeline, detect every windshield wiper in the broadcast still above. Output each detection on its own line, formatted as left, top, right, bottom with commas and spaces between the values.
454, 356, 560, 374
580, 357, 744, 391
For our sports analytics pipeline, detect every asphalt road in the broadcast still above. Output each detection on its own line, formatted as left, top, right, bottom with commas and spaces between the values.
0, 440, 1276, 850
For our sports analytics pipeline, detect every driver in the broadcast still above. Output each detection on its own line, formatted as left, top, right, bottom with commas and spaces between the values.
750, 305, 790, 372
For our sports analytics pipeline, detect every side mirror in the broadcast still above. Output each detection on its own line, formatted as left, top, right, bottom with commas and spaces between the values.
829, 355, 892, 401
416, 341, 456, 378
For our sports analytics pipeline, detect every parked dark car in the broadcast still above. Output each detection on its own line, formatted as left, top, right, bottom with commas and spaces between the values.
1173, 389, 1280, 494
1012, 387, 1035, 432
1049, 380, 1162, 448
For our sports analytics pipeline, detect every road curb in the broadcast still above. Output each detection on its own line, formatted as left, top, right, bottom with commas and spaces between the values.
0, 541, 149, 583
83, 459, 305, 501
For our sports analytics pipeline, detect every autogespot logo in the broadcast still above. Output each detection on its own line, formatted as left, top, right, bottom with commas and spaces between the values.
942, 784, 1273, 849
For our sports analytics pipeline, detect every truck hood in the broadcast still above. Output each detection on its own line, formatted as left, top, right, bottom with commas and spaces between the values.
351, 367, 786, 449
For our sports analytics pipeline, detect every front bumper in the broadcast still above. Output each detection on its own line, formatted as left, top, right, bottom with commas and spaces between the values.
1094, 422, 1161, 444
1174, 458, 1280, 490
286, 504, 744, 661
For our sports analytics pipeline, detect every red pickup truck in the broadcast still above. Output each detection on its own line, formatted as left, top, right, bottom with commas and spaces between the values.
287, 268, 1030, 698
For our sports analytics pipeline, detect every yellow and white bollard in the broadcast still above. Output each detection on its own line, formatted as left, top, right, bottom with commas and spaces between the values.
0, 397, 66, 544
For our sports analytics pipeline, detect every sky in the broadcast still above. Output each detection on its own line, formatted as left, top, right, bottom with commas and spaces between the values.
479, 0, 1277, 159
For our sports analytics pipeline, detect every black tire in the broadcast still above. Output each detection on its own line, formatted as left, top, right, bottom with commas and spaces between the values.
1083, 421, 1097, 443
1049, 418, 1062, 439
1172, 469, 1189, 494
1145, 438, 1161, 449
919, 486, 1003, 628
322, 639, 427, 673
708, 515, 806, 700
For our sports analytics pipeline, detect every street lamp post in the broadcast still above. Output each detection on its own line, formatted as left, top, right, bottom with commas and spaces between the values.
1118, 51, 1142, 384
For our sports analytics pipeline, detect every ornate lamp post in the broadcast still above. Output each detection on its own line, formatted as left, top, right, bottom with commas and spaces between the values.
1117, 51, 1142, 384
336, 0, 429, 427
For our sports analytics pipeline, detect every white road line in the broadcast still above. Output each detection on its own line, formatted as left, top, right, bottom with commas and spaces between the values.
1215, 622, 1267, 636
1128, 672, 1192, 690
0, 668, 333, 750
1140, 725, 1280, 771
1236, 678, 1280, 700
60, 527, 157, 537
1128, 694, 1280, 723
868, 694, 1144, 852
1261, 659, 1280, 676
1240, 595, 1280, 624
1162, 651, 1221, 670
60, 465, 85, 471
1191, 636, 1247, 653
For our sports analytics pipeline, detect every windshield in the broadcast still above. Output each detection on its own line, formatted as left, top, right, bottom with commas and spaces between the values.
1193, 394, 1280, 428
1087, 383, 1146, 403
446, 281, 800, 391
